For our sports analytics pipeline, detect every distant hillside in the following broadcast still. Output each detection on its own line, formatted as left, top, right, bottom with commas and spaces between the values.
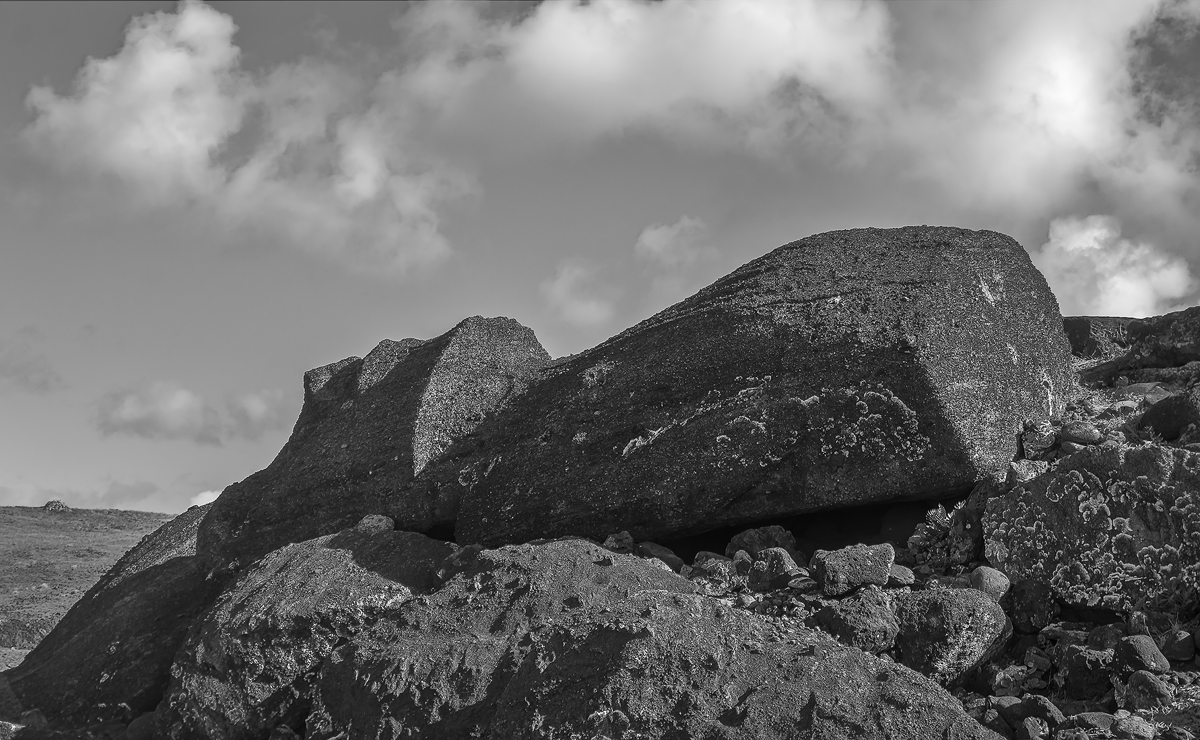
0, 504, 173, 666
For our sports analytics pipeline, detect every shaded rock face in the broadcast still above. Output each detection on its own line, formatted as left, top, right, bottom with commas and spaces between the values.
441, 226, 1072, 547
157, 530, 457, 740
1062, 316, 1133, 359
198, 316, 549, 572
1080, 306, 1200, 384
982, 444, 1200, 617
893, 588, 1011, 686
6, 505, 216, 727
302, 539, 996, 740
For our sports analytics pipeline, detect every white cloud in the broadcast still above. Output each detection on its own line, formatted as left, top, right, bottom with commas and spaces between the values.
96, 381, 293, 445
190, 489, 221, 507
541, 262, 616, 327
635, 216, 711, 268
23, 0, 467, 275
225, 389, 292, 440
1033, 215, 1194, 317
97, 381, 223, 445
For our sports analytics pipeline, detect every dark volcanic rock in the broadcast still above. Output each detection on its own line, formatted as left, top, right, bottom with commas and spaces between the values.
304, 539, 998, 740
814, 585, 899, 654
197, 316, 548, 571
893, 588, 1011, 686
811, 543, 894, 596
157, 529, 456, 740
1139, 389, 1200, 441
440, 227, 1072, 547
983, 444, 1200, 617
1062, 316, 1133, 359
1080, 306, 1200, 383
6, 506, 216, 727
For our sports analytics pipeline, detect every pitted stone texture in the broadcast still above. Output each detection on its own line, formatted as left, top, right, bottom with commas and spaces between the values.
1079, 306, 1200, 383
157, 530, 456, 740
1061, 645, 1114, 700
443, 227, 1073, 547
1114, 635, 1171, 677
894, 588, 1012, 687
1124, 670, 1173, 711
814, 585, 899, 654
6, 507, 218, 727
1062, 316, 1133, 360
968, 566, 1010, 603
197, 317, 548, 572
304, 539, 1000, 740
983, 444, 1200, 617
811, 543, 894, 597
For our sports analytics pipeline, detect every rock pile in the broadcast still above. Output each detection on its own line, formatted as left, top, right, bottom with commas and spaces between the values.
4, 226, 1200, 739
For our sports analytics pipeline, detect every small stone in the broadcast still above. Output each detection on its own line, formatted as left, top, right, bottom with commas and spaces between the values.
886, 563, 915, 587
1114, 635, 1171, 677
1089, 623, 1127, 651
724, 525, 797, 559
1112, 715, 1156, 740
354, 514, 395, 533
1060, 440, 1086, 454
1124, 669, 1173, 711
968, 565, 1010, 602
602, 531, 635, 554
693, 551, 728, 567
813, 585, 898, 655
1007, 459, 1050, 486
810, 543, 894, 597
1018, 716, 1049, 740
1067, 712, 1117, 731
1162, 628, 1196, 662
748, 547, 800, 591
1061, 644, 1114, 700
635, 542, 684, 572
732, 549, 753, 576
1060, 420, 1104, 445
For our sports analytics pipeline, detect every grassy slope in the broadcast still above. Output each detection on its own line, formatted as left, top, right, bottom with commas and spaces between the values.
0, 506, 173, 663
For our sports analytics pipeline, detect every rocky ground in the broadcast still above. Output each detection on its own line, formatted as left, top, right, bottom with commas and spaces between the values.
4, 226, 1200, 739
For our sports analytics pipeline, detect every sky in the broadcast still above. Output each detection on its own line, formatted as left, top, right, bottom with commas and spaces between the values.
0, 0, 1198, 513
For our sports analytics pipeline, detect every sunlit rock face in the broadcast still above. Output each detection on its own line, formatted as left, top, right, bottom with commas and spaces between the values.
197, 316, 550, 573
437, 226, 1073, 547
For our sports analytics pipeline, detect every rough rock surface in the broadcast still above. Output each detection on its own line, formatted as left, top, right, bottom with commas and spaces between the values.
157, 529, 456, 740
5, 506, 218, 727
302, 538, 997, 740
1080, 306, 1200, 383
439, 227, 1073, 547
197, 317, 549, 572
1139, 389, 1200, 441
982, 444, 1200, 617
1062, 317, 1134, 359
811, 543, 895, 596
894, 588, 1012, 686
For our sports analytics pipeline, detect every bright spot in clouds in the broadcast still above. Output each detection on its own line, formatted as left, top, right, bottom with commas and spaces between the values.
541, 262, 616, 328
1034, 215, 1194, 317
190, 490, 221, 507
635, 216, 711, 269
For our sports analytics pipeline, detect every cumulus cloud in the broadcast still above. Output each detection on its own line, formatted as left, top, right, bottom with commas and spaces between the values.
635, 216, 712, 268
225, 389, 291, 440
190, 489, 221, 507
24, 0, 466, 274
1033, 214, 1194, 317
97, 381, 223, 445
96, 381, 292, 445
541, 262, 616, 327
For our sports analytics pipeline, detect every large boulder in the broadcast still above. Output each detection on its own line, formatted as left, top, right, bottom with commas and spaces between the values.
302, 538, 998, 740
4, 505, 215, 727
982, 444, 1200, 617
1079, 306, 1200, 383
1062, 316, 1133, 359
197, 316, 549, 572
156, 528, 457, 740
440, 226, 1073, 547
